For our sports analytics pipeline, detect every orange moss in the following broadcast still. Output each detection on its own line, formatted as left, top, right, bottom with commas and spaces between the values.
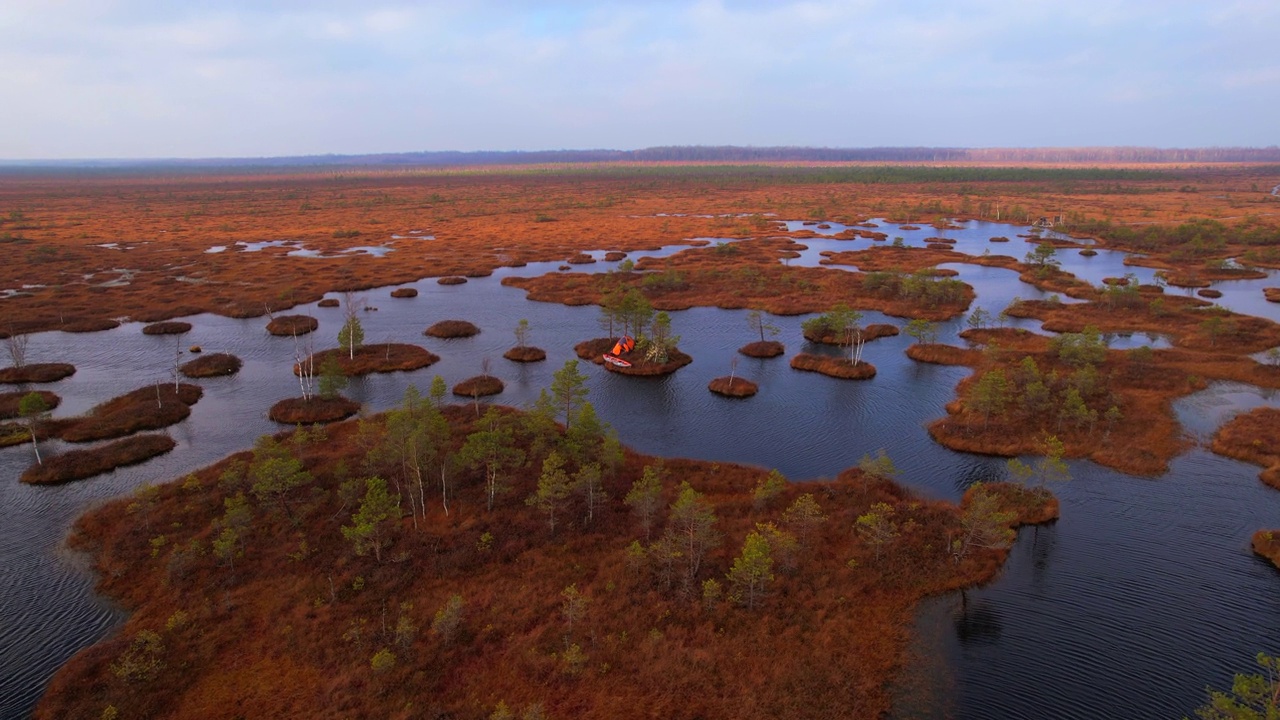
437, 276, 468, 286
452, 375, 505, 397
179, 353, 242, 378
967, 482, 1060, 525
790, 354, 877, 380
1265, 287, 1280, 303
299, 344, 438, 376
389, 287, 418, 298
266, 314, 318, 337
317, 298, 340, 308
268, 396, 360, 424
708, 376, 758, 397
739, 340, 785, 358
20, 433, 176, 485
425, 320, 480, 338
0, 362, 76, 384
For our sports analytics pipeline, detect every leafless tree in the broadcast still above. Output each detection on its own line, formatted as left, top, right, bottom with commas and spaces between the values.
5, 329, 29, 368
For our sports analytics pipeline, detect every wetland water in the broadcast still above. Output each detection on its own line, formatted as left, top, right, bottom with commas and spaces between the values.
2, 220, 1278, 718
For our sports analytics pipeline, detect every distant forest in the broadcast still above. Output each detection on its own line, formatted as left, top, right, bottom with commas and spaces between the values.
8, 146, 1280, 169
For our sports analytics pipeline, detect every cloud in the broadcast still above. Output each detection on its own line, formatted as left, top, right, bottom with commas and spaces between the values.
0, 1, 1273, 158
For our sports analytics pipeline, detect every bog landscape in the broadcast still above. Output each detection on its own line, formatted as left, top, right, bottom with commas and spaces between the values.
1, 157, 1279, 719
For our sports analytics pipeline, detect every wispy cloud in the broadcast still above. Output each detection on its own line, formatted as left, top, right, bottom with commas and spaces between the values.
0, 1, 1271, 158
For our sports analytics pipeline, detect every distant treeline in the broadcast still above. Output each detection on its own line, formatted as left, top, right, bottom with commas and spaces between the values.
7, 145, 1280, 170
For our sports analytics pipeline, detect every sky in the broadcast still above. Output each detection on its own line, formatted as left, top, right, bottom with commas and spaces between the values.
1, 0, 1276, 159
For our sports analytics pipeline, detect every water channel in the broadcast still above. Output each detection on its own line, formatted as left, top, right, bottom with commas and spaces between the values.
1, 219, 1278, 718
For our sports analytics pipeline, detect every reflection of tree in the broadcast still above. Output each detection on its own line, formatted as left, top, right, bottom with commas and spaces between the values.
954, 591, 1003, 646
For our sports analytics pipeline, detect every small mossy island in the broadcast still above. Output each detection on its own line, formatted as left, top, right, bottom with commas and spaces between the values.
1211, 407, 1280, 491
425, 320, 480, 338
504, 346, 547, 363
452, 374, 504, 397
141, 321, 192, 336
1253, 531, 1280, 569
566, 252, 595, 264
317, 298, 340, 308
20, 433, 176, 486
790, 353, 877, 380
604, 348, 693, 376
1265, 287, 1280, 303
709, 376, 758, 397
575, 337, 617, 362
0, 390, 60, 419
0, 363, 76, 384
739, 340, 785, 358
55, 384, 203, 444
390, 287, 418, 298
437, 276, 468, 285
299, 344, 439, 376
266, 314, 319, 336
179, 353, 242, 378
268, 396, 360, 424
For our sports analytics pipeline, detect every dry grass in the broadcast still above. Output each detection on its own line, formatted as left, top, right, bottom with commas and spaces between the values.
1253, 531, 1280, 569
20, 433, 176, 485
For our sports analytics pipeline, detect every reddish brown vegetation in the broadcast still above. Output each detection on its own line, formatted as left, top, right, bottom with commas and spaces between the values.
266, 315, 318, 337
21, 433, 176, 485
739, 340, 785, 358
57, 384, 203, 443
566, 253, 595, 265
389, 287, 418, 298
803, 323, 900, 346
790, 354, 877, 380
317, 298, 340, 308
299, 344, 438, 376
141, 321, 192, 335
1, 165, 1276, 337
1266, 288, 1280, 303
708, 376, 758, 397
425, 320, 480, 338
963, 482, 1060, 525
905, 343, 982, 365
0, 390, 59, 418
452, 375, 505, 398
268, 396, 360, 424
437, 276, 468, 286
37, 407, 1055, 720
1210, 407, 1280, 491
507, 237, 974, 321
603, 251, 627, 262
179, 353, 242, 378
0, 362, 75, 384
1198, 288, 1223, 299
503, 346, 547, 363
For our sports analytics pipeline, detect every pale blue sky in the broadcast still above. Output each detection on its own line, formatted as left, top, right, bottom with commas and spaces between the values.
1, 0, 1276, 159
